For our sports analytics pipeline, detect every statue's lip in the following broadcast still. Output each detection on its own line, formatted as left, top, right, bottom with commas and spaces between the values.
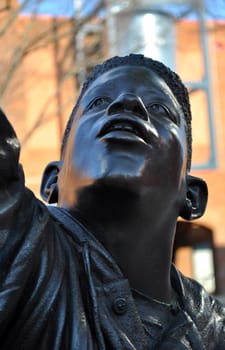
97, 115, 151, 143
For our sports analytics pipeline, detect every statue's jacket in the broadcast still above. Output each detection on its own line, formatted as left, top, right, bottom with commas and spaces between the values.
0, 168, 225, 349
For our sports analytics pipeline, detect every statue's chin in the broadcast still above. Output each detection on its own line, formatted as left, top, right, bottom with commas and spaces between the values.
93, 175, 142, 195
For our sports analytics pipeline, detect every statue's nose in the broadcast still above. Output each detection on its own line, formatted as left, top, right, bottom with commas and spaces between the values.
107, 93, 149, 121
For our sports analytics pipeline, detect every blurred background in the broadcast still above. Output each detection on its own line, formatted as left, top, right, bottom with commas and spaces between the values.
1, 0, 225, 297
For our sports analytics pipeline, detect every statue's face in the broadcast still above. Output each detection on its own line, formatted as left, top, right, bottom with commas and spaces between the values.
58, 65, 188, 206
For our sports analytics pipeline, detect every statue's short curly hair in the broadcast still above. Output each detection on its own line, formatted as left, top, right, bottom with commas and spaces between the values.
62, 54, 192, 170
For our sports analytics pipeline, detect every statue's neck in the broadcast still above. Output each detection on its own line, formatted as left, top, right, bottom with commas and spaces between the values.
68, 185, 177, 303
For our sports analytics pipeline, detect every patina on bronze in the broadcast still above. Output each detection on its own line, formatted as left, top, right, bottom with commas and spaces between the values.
0, 54, 224, 349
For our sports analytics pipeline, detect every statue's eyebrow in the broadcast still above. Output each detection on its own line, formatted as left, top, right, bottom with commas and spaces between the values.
82, 84, 113, 105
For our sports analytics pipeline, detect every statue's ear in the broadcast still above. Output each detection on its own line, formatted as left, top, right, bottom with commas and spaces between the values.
180, 175, 208, 220
40, 161, 62, 204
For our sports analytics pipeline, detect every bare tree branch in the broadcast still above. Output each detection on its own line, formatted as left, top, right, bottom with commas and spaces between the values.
0, 0, 106, 147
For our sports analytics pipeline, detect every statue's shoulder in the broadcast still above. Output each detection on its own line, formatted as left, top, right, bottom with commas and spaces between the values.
47, 206, 89, 245
173, 265, 225, 331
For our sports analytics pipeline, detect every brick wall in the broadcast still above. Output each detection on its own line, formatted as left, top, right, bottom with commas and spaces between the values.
176, 20, 225, 293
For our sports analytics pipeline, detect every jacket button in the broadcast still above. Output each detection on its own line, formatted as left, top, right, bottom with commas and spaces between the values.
112, 297, 128, 315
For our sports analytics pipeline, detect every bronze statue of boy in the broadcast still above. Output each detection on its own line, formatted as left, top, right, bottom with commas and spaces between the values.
0, 54, 224, 349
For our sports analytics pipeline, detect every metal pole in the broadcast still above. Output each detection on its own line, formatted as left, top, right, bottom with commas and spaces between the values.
105, 0, 177, 69
193, 0, 217, 169
73, 0, 82, 19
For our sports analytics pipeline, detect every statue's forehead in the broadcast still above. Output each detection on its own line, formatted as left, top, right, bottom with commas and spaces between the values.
82, 65, 181, 114
88, 65, 167, 90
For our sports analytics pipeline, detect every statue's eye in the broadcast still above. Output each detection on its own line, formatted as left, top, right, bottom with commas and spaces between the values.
87, 97, 111, 110
146, 103, 179, 124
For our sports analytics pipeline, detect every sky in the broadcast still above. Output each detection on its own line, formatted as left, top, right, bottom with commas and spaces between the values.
19, 0, 225, 19
19, 0, 97, 17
